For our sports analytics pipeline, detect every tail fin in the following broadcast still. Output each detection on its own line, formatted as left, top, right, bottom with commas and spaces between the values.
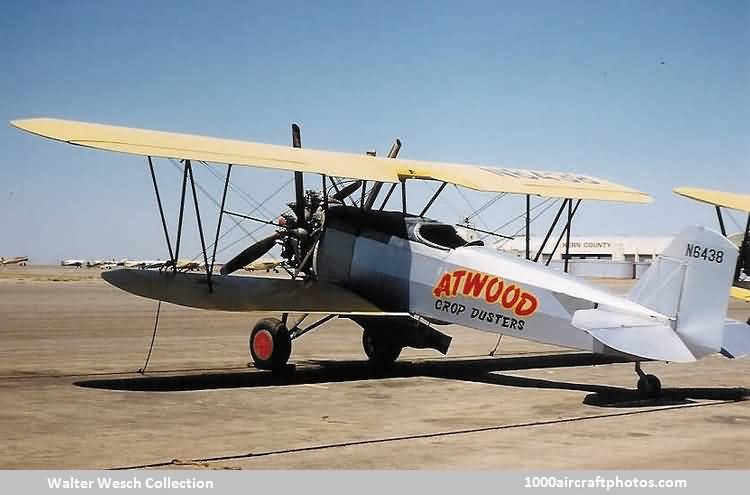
628, 226, 738, 358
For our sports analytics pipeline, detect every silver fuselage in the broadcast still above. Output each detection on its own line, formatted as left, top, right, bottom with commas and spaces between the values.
315, 207, 653, 353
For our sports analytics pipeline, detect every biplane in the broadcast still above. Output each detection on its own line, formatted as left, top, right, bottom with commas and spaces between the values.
61, 259, 86, 267
674, 187, 750, 303
244, 259, 283, 273
0, 256, 28, 266
12, 118, 750, 398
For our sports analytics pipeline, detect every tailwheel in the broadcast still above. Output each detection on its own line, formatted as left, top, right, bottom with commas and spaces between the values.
635, 362, 661, 398
637, 374, 662, 398
362, 328, 402, 367
249, 318, 291, 371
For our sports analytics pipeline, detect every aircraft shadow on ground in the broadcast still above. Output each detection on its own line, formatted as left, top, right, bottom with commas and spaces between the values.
74, 353, 749, 408
455, 372, 749, 408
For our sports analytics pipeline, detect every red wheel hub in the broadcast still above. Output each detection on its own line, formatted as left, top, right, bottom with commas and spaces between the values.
253, 330, 274, 361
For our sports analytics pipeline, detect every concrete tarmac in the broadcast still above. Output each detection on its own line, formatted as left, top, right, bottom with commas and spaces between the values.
1, 266, 749, 469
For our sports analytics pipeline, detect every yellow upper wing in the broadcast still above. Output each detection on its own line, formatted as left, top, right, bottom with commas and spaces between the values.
12, 118, 651, 203
731, 286, 750, 303
674, 187, 750, 213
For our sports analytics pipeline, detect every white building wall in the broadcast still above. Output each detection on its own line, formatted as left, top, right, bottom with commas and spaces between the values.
497, 236, 673, 261
496, 236, 674, 279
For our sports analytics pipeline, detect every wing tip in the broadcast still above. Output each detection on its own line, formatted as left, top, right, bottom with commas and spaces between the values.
9, 118, 30, 130
674, 186, 750, 213
10, 117, 76, 143
10, 117, 53, 134
673, 186, 702, 198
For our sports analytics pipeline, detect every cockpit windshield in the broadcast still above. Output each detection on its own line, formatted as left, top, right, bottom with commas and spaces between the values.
418, 223, 468, 249
406, 219, 484, 250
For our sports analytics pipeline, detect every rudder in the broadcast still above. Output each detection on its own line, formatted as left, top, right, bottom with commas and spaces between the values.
628, 226, 738, 358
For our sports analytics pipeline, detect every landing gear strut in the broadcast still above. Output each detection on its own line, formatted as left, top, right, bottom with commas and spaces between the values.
249, 318, 292, 370
635, 362, 661, 398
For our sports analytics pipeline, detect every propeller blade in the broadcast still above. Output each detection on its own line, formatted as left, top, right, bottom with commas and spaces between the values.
364, 138, 401, 210
387, 138, 402, 159
292, 123, 302, 148
292, 123, 305, 227
332, 180, 362, 202
220, 232, 282, 275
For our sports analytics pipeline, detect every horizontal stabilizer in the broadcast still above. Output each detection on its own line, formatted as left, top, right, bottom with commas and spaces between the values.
721, 320, 750, 359
572, 308, 696, 362
101, 269, 392, 314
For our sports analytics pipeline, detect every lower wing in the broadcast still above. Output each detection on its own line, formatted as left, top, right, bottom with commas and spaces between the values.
102, 268, 397, 314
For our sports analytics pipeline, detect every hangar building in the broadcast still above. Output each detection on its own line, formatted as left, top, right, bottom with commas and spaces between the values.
496, 236, 673, 279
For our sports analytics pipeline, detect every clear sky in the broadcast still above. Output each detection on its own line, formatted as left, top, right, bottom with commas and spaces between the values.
1, 0, 748, 263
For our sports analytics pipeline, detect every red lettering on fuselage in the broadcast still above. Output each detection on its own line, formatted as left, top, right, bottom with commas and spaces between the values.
432, 269, 539, 318
433, 273, 452, 298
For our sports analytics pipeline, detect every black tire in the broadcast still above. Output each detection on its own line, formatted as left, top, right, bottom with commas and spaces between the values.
249, 318, 291, 370
362, 328, 401, 367
637, 374, 661, 398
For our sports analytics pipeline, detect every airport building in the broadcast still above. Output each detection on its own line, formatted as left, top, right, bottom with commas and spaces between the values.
496, 236, 673, 279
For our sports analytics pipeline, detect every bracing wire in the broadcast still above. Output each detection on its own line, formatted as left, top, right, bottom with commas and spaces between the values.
727, 210, 744, 232
453, 185, 492, 230
166, 159, 291, 263
485, 197, 554, 240
489, 334, 503, 356
205, 178, 296, 262
200, 161, 280, 220
465, 193, 507, 221
166, 161, 260, 263
494, 199, 560, 248
139, 300, 161, 374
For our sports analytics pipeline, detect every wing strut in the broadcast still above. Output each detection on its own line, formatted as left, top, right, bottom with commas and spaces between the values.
543, 199, 581, 273
210, 164, 232, 277
322, 174, 328, 210
419, 182, 447, 217
715, 205, 727, 236
186, 161, 213, 291
739, 213, 750, 282
146, 157, 235, 292
401, 179, 407, 215
533, 199, 568, 263
147, 156, 174, 262
525, 194, 531, 260
378, 183, 398, 211
564, 199, 574, 273
173, 162, 190, 272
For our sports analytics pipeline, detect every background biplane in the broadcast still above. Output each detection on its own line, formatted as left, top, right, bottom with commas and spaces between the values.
674, 187, 750, 303
0, 256, 28, 266
11, 118, 750, 397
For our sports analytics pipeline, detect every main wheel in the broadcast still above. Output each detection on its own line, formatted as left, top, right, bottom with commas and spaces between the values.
362, 328, 402, 367
249, 318, 291, 370
637, 374, 661, 398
